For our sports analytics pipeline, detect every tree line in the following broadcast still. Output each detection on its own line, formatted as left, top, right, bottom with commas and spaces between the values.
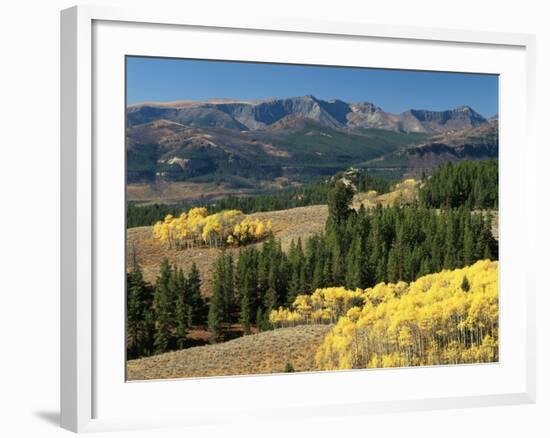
127, 169, 391, 228
126, 260, 206, 359
204, 181, 497, 342
419, 159, 498, 209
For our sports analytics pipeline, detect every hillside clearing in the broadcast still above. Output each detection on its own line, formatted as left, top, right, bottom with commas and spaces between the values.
126, 204, 328, 290
127, 324, 331, 380
127, 179, 293, 205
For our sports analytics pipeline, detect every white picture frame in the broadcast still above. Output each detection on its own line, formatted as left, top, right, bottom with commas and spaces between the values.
60, 4, 537, 433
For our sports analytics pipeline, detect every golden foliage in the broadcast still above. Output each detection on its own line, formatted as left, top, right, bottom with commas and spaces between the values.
152, 208, 271, 249
270, 260, 498, 370
270, 287, 366, 327
231, 217, 273, 245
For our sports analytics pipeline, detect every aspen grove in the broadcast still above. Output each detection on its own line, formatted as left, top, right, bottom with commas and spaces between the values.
152, 207, 272, 249
270, 260, 498, 369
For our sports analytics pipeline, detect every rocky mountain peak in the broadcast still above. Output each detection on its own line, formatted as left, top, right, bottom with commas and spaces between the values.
128, 95, 490, 134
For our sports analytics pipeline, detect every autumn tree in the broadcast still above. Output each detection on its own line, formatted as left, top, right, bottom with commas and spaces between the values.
153, 208, 271, 250
269, 260, 499, 370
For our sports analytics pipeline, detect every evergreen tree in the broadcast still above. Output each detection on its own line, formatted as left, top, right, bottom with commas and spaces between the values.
287, 240, 301, 304
223, 253, 235, 321
187, 263, 205, 326
463, 221, 474, 266
142, 308, 156, 356
264, 285, 278, 315
386, 247, 398, 283
208, 256, 226, 342
239, 279, 251, 335
312, 252, 325, 290
419, 159, 498, 209
174, 268, 189, 349
153, 258, 173, 353
167, 266, 179, 320
328, 181, 354, 226
461, 275, 471, 292
256, 307, 272, 332
345, 231, 370, 289
329, 232, 346, 285
127, 265, 148, 359
274, 240, 290, 304
443, 214, 458, 269
419, 258, 431, 277
236, 249, 258, 335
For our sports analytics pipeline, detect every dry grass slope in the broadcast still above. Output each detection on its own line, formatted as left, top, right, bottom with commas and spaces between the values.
126, 204, 328, 291
351, 179, 419, 209
127, 179, 295, 205
127, 324, 331, 380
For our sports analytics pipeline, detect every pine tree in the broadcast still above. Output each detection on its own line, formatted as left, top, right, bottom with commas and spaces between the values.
387, 247, 398, 283
275, 240, 290, 305
328, 181, 354, 226
174, 268, 189, 349
461, 275, 471, 292
330, 234, 346, 285
443, 214, 457, 269
223, 253, 235, 321
207, 296, 223, 342
239, 279, 251, 335
153, 258, 173, 353
322, 250, 333, 287
287, 240, 301, 304
187, 263, 205, 326
304, 236, 319, 292
312, 254, 324, 290
371, 236, 387, 283
419, 258, 431, 277
256, 307, 271, 332
236, 249, 259, 335
463, 222, 474, 266
208, 256, 225, 342
127, 265, 147, 359
264, 285, 277, 315
167, 266, 179, 320
142, 308, 156, 356
345, 235, 360, 289
345, 232, 370, 289
298, 263, 307, 296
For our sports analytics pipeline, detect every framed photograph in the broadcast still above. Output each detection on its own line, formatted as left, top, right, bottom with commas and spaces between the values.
61, 5, 536, 433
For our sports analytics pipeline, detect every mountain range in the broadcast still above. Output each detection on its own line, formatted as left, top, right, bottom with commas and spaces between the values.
127, 95, 489, 134
126, 95, 498, 200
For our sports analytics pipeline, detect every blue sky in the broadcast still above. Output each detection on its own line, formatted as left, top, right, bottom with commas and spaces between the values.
126, 57, 498, 117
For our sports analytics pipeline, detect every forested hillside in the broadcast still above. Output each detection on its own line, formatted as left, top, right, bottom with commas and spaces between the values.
419, 159, 498, 209
127, 169, 391, 228
127, 260, 498, 378
126, 160, 499, 377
